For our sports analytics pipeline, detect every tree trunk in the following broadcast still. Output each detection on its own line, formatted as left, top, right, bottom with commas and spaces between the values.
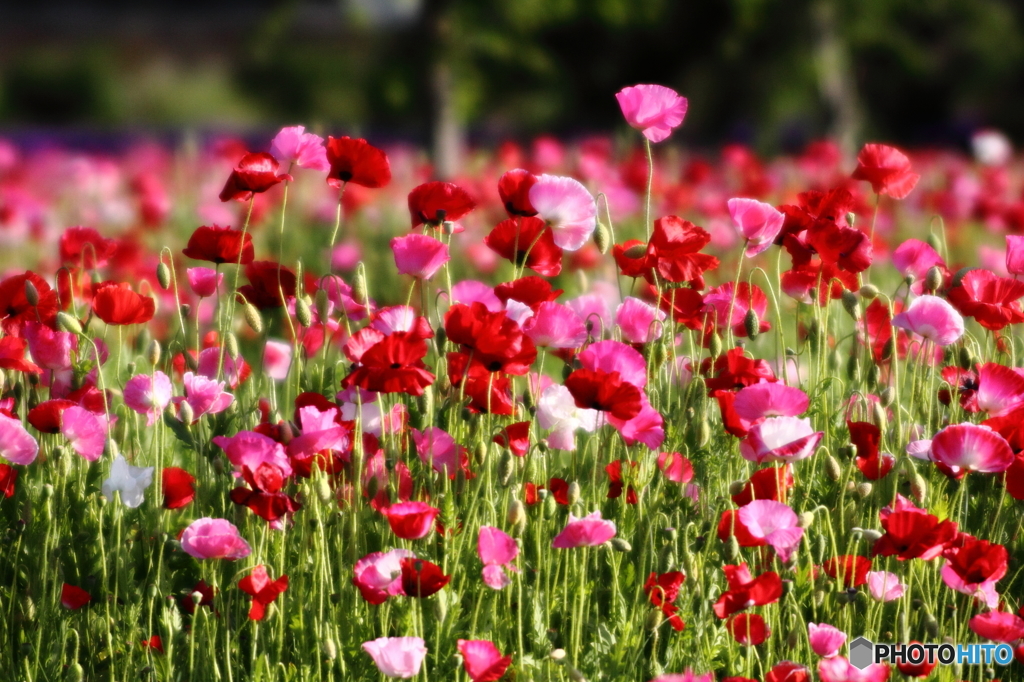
813, 0, 861, 157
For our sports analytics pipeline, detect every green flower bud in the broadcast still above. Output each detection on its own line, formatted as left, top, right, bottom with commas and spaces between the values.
841, 290, 861, 320
243, 303, 263, 334
315, 289, 330, 322
859, 284, 879, 299
24, 280, 38, 307
743, 308, 760, 339
295, 297, 313, 328
594, 222, 612, 254
157, 262, 172, 290
566, 481, 581, 506
610, 538, 632, 552
56, 312, 82, 335
147, 340, 162, 366
925, 265, 944, 292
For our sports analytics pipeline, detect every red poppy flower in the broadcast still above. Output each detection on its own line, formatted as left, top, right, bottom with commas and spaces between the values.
230, 485, 302, 524
727, 613, 770, 646
948, 269, 1024, 331
493, 277, 563, 311
731, 465, 794, 506
92, 281, 155, 326
446, 352, 514, 415
182, 225, 255, 265
28, 399, 78, 434
873, 509, 957, 561
658, 287, 707, 328
493, 421, 531, 456
180, 580, 215, 614
895, 641, 937, 678
59, 226, 118, 270
765, 662, 809, 682
238, 565, 289, 621
140, 635, 164, 654
717, 509, 768, 548
805, 221, 873, 272
547, 477, 570, 505
984, 404, 1024, 451
0, 336, 41, 374
821, 555, 871, 587
713, 563, 782, 618
485, 216, 563, 276
565, 368, 643, 420
848, 420, 895, 480
498, 169, 538, 216
325, 136, 391, 188
408, 181, 476, 228
444, 302, 537, 375
702, 348, 777, 393
1006, 453, 1024, 500
162, 467, 196, 509
342, 331, 435, 397
237, 261, 314, 310
613, 239, 652, 279
646, 216, 720, 288
778, 187, 858, 242
605, 460, 639, 504
0, 271, 60, 336
219, 152, 291, 202
61, 583, 91, 610
644, 570, 686, 631
851, 143, 920, 199
400, 558, 450, 597
942, 535, 1007, 585
0, 464, 17, 498
781, 258, 859, 307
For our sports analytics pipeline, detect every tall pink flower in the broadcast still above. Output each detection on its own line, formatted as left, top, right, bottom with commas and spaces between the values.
411, 427, 461, 477
269, 125, 329, 172
457, 639, 513, 682
737, 500, 804, 562
648, 671, 714, 682
390, 234, 449, 280
733, 382, 809, 422
1006, 234, 1024, 276
616, 297, 665, 344
703, 282, 770, 339
212, 431, 293, 478
352, 548, 415, 604
552, 510, 616, 548
891, 295, 964, 346
24, 321, 76, 371
615, 84, 689, 143
529, 174, 597, 251
0, 413, 38, 465
808, 622, 846, 658
969, 611, 1024, 642
929, 423, 1014, 474
974, 362, 1024, 414
578, 339, 647, 389
61, 406, 108, 461
739, 416, 822, 464
866, 571, 906, 602
263, 340, 292, 381
892, 239, 946, 293
523, 302, 588, 349
180, 517, 252, 560
124, 371, 173, 426
179, 372, 234, 419
361, 637, 427, 679
287, 405, 349, 461
818, 656, 891, 682
728, 198, 784, 257
186, 267, 223, 298
477, 526, 519, 590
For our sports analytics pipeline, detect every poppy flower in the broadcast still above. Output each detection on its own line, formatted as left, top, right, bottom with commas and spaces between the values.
61, 583, 91, 610
613, 239, 652, 279
0, 336, 41, 374
645, 570, 687, 631
764, 662, 809, 682
703, 282, 771, 339
493, 421, 531, 457
457, 639, 513, 682
727, 613, 770, 646
615, 84, 688, 143
866, 571, 906, 602
498, 169, 538, 216
0, 464, 17, 498
237, 260, 310, 310
342, 331, 435, 397
947, 269, 1024, 330
781, 259, 859, 307
736, 500, 804, 562
399, 558, 450, 597
552, 510, 617, 548
179, 517, 252, 560
565, 368, 643, 420
657, 451, 695, 485
485, 216, 563, 276
219, 152, 291, 202
179, 579, 215, 614
713, 563, 783, 618
872, 509, 957, 561
891, 295, 964, 346
186, 267, 223, 298
408, 181, 475, 228
0, 271, 60, 336
61, 406, 109, 461
930, 422, 1014, 474
808, 622, 846, 658
1006, 234, 1024, 275
390, 234, 449, 280
59, 226, 118, 269
941, 534, 1007, 607
817, 657, 891, 682
477, 526, 519, 590
893, 239, 948, 293
728, 198, 784, 257
352, 549, 415, 604
739, 416, 822, 464
493, 276, 562, 311
92, 282, 155, 326
805, 221, 873, 272
325, 136, 391, 188
605, 460, 639, 504
102, 455, 154, 508
162, 467, 196, 509
821, 555, 871, 587
445, 302, 537, 375
848, 420, 895, 480
851, 143, 920, 199
646, 216, 720, 287
124, 371, 173, 426
362, 637, 427, 679
528, 174, 597, 251
182, 225, 255, 265
446, 352, 515, 415
238, 565, 289, 621
269, 125, 329, 172
969, 611, 1024, 643
382, 501, 440, 540
140, 635, 164, 654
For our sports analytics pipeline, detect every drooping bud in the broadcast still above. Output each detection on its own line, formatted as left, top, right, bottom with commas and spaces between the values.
594, 222, 612, 254
624, 243, 646, 260
499, 450, 515, 487
24, 280, 38, 307
225, 332, 239, 361
824, 455, 842, 481
958, 345, 974, 371
56, 312, 82, 335
147, 340, 162, 366
178, 400, 195, 425
353, 266, 369, 304
910, 474, 928, 504
880, 386, 895, 407
841, 290, 861, 320
724, 535, 741, 561
295, 297, 313, 328
728, 480, 746, 496
157, 261, 172, 290
708, 332, 722, 358
798, 511, 815, 528
243, 303, 263, 334
315, 289, 330, 322
566, 481, 581, 506
858, 283, 879, 299
322, 637, 337, 661
923, 265, 944, 293
610, 538, 631, 552
856, 482, 873, 499
743, 308, 760, 339
507, 499, 526, 533
474, 442, 488, 465
644, 608, 665, 631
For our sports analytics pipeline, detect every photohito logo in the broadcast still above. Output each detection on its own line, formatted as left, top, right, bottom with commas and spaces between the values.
849, 637, 1015, 670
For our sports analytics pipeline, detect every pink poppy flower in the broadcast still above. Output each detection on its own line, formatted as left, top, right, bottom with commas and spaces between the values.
1006, 234, 1024, 276
567, 292, 614, 332
269, 125, 329, 172
851, 143, 920, 199
287, 405, 350, 461
123, 371, 173, 426
818, 657, 891, 682
733, 382, 809, 422
552, 510, 616, 548
578, 339, 647, 389
892, 239, 946, 293
649, 671, 714, 682
866, 571, 906, 602
891, 295, 964, 346
390, 234, 449, 280
657, 451, 694, 484
382, 501, 440, 540
332, 241, 363, 272
411, 427, 461, 477
179, 517, 252, 560
0, 413, 39, 465
179, 371, 234, 419
739, 416, 823, 464
536, 383, 599, 451
523, 301, 587, 349
737, 500, 804, 562
451, 280, 502, 311
728, 198, 784, 257
197, 346, 250, 390
615, 84, 688, 143
352, 548, 415, 604
929, 423, 1014, 474
24, 321, 76, 370
703, 282, 771, 339
940, 562, 1003, 609
616, 297, 665, 344
262, 340, 292, 382
975, 362, 1024, 415
808, 622, 846, 658
62, 406, 108, 461
372, 306, 433, 338
969, 611, 1024, 642
361, 637, 427, 679
477, 525, 519, 590
186, 267, 223, 298
212, 431, 293, 478
457, 639, 513, 682
528, 174, 597, 251
607, 396, 666, 450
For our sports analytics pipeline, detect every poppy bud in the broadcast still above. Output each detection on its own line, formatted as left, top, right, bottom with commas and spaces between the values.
880, 338, 895, 361
57, 312, 82, 335
696, 417, 711, 446
846, 355, 860, 382
923, 612, 939, 637
857, 528, 882, 543
323, 637, 337, 661
295, 297, 312, 328
858, 284, 879, 299
924, 265, 944, 293
243, 303, 263, 334
365, 475, 379, 501
624, 243, 646, 260
866, 363, 880, 389
508, 499, 526, 533
824, 455, 842, 481
353, 266, 369, 304
910, 474, 927, 504
442, 220, 457, 235
566, 481, 581, 506
840, 290, 860, 320
68, 662, 85, 682
728, 480, 745, 496
880, 386, 895, 407
550, 649, 566, 662
658, 546, 674, 571
926, 232, 942, 254
157, 262, 172, 290
315, 475, 332, 504
148, 340, 162, 367
178, 401, 194, 425
474, 442, 487, 465
951, 266, 975, 288
807, 319, 821, 345
594, 221, 612, 254
958, 345, 974, 371
644, 608, 665, 631
856, 482, 873, 499
225, 332, 239, 361
872, 402, 887, 430
433, 593, 448, 621
542, 493, 557, 519
743, 308, 760, 339
798, 511, 815, 528
180, 303, 191, 318
724, 535, 741, 561
786, 628, 800, 650
813, 590, 825, 607
610, 538, 631, 552
785, 346, 797, 356
708, 332, 722, 358
23, 280, 38, 307
315, 289, 330, 322
649, 341, 667, 370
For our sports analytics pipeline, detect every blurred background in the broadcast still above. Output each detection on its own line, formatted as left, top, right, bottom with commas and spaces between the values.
3, 0, 1024, 171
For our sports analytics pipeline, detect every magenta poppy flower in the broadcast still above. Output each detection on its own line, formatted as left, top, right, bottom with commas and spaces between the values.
703, 282, 770, 339
262, 340, 292, 382
528, 174, 597, 251
287, 405, 349, 461
179, 371, 234, 420
362, 637, 427, 679
1006, 235, 1024, 276
975, 362, 1024, 415
649, 670, 714, 682
808, 622, 846, 658
736, 500, 803, 562
852, 143, 920, 199
411, 427, 461, 477
123, 371, 173, 426
523, 302, 588, 349
186, 267, 223, 298
457, 639, 513, 682
728, 198, 784, 257
607, 396, 666, 450
269, 125, 329, 172
615, 84, 688, 143
477, 525, 519, 590
616, 297, 666, 344
24, 321, 76, 371
893, 239, 947, 293
213, 430, 293, 479
0, 413, 38, 465
552, 510, 616, 548
352, 548, 415, 604
61, 406, 109, 462
930, 423, 1014, 474
578, 339, 648, 389
818, 657, 890, 682
866, 570, 905, 602
383, 501, 440, 540
390, 234, 450, 280
179, 517, 252, 560
739, 416, 823, 464
969, 611, 1024, 643
891, 295, 964, 346
733, 382, 809, 422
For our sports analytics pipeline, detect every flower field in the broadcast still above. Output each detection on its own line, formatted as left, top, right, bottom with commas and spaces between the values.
0, 84, 1023, 682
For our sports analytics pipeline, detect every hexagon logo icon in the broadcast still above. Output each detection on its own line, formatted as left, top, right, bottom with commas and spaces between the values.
849, 637, 875, 670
